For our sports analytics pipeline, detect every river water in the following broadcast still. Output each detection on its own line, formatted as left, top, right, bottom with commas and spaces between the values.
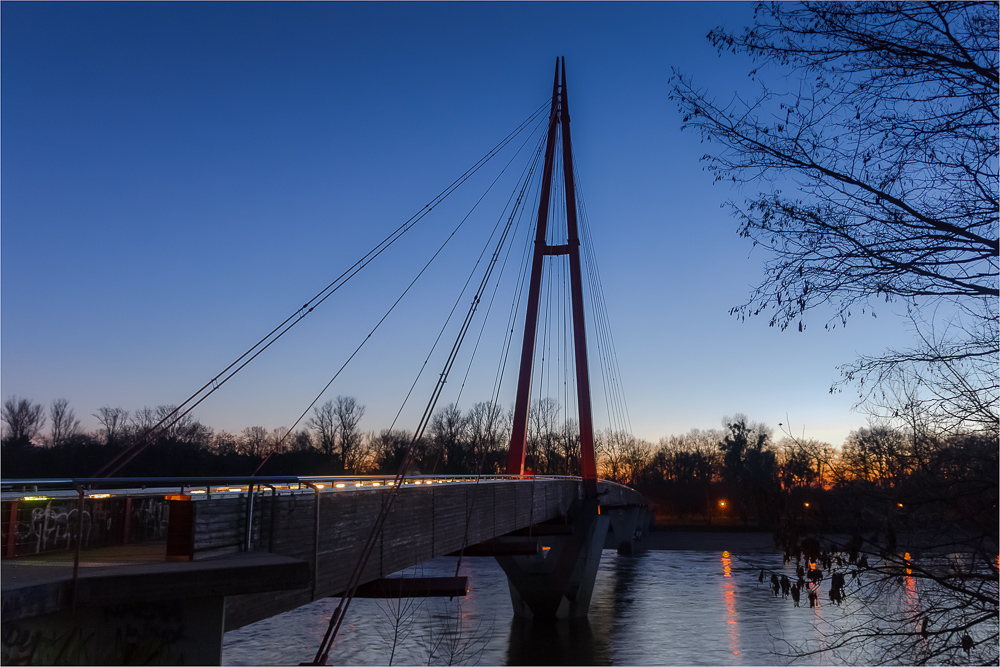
223, 535, 877, 666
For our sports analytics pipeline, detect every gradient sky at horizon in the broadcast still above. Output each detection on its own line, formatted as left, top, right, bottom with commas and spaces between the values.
1, 2, 916, 449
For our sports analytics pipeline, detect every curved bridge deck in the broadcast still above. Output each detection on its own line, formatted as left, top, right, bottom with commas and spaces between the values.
2, 475, 646, 637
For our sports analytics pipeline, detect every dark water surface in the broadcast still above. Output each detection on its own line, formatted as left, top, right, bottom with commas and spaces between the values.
224, 539, 869, 665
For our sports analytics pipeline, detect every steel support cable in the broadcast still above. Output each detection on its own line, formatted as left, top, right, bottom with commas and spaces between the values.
564, 242, 576, 473
579, 207, 621, 437
492, 172, 542, 408
582, 206, 633, 439
560, 215, 574, 461
548, 144, 571, 471
541, 262, 555, 411
258, 117, 548, 474
574, 163, 634, 437
491, 224, 533, 407
581, 205, 628, 438
454, 140, 545, 407
565, 159, 621, 440
448, 159, 544, 575
92, 100, 549, 479
541, 146, 563, 408
382, 128, 547, 435
551, 144, 576, 452
448, 141, 553, 580
311, 156, 536, 665
571, 166, 616, 432
423, 145, 541, 475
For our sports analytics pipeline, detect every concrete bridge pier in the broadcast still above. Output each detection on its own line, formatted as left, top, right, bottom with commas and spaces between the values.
494, 499, 608, 619
606, 505, 651, 555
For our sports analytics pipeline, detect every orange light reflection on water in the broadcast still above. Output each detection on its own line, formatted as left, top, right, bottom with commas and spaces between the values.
720, 550, 741, 658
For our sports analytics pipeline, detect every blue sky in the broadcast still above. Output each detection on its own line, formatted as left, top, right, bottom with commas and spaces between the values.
1, 2, 914, 447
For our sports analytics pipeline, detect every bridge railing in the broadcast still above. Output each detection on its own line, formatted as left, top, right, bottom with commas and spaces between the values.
1, 475, 643, 559
3, 474, 588, 498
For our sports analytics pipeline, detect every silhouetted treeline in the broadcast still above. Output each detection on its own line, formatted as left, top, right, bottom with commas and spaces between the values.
3, 397, 997, 541
3, 396, 534, 478
629, 416, 997, 536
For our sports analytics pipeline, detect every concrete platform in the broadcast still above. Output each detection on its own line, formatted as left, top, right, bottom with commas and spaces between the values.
2, 543, 311, 665
2, 542, 311, 623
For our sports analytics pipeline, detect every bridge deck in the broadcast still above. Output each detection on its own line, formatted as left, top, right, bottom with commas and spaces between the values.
221, 478, 590, 629
1, 476, 646, 634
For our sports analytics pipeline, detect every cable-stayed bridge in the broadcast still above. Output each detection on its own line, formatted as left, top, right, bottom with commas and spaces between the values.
1, 59, 650, 665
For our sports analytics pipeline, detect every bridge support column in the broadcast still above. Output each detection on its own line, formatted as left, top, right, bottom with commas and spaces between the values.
495, 499, 608, 619
606, 506, 651, 555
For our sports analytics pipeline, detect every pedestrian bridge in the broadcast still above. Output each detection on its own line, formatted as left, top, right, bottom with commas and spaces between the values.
2, 475, 649, 664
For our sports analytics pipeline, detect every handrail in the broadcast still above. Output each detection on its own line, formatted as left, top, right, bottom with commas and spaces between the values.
1, 474, 639, 496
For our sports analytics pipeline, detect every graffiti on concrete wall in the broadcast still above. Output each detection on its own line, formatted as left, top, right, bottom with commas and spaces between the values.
131, 497, 169, 541
1, 601, 200, 666
3, 496, 169, 557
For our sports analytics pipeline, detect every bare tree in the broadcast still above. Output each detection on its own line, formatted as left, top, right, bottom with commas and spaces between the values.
466, 401, 508, 474
775, 436, 833, 489
670, 2, 998, 432
528, 397, 561, 473
597, 429, 652, 486
674, 9, 998, 650
269, 426, 290, 454
49, 398, 81, 447
332, 395, 366, 472
429, 403, 467, 472
372, 566, 426, 665
419, 597, 495, 666
307, 400, 339, 458
291, 429, 314, 452
128, 406, 158, 439
93, 406, 129, 447
648, 429, 724, 519
153, 404, 210, 445
840, 425, 909, 485
240, 426, 270, 458
768, 429, 998, 664
210, 430, 239, 455
557, 418, 580, 476
1, 396, 46, 446
370, 428, 421, 473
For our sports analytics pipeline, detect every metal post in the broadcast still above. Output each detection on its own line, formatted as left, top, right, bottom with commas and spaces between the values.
244, 484, 255, 552
264, 484, 277, 553
72, 486, 85, 612
5, 500, 20, 558
302, 482, 321, 601
122, 495, 132, 544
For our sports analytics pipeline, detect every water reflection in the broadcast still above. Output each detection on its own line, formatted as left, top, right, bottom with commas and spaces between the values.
506, 618, 610, 665
225, 548, 879, 666
720, 550, 741, 659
